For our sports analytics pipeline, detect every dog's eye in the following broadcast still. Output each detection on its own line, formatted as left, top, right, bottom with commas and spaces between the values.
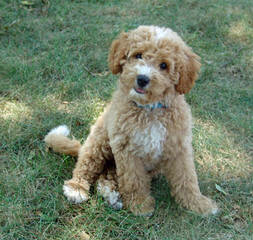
160, 62, 167, 70
135, 53, 142, 59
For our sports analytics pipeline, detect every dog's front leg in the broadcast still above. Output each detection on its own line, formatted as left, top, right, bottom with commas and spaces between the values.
63, 115, 111, 204
112, 150, 155, 216
163, 145, 218, 215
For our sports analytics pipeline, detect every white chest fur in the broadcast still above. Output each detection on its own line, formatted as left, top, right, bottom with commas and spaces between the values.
132, 120, 167, 160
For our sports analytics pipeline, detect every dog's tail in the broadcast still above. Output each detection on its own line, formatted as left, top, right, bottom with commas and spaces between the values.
44, 125, 81, 157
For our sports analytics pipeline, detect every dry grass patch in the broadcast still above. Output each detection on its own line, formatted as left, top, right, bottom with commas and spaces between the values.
194, 119, 252, 179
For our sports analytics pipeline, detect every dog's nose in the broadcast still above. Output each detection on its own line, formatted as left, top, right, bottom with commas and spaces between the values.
137, 75, 150, 88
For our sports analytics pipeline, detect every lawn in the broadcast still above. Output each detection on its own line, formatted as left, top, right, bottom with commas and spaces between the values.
0, 0, 252, 239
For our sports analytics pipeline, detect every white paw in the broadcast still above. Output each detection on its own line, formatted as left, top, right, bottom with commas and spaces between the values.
48, 125, 70, 136
112, 201, 123, 210
97, 184, 123, 210
63, 185, 88, 204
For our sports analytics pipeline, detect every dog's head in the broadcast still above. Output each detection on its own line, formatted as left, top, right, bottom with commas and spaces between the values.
108, 26, 201, 105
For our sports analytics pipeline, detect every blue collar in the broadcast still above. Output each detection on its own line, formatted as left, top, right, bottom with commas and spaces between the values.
133, 101, 168, 110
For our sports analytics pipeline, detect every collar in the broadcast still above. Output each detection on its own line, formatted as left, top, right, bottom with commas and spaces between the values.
133, 101, 168, 110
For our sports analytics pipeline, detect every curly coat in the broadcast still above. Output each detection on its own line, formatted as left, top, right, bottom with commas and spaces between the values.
45, 26, 218, 216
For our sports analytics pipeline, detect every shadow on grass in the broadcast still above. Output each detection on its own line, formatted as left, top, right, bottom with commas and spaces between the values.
1, 0, 253, 239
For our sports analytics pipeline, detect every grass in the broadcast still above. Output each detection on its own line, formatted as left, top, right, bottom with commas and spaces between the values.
0, 0, 252, 239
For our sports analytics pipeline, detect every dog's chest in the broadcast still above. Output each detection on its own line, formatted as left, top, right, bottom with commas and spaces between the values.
131, 120, 167, 161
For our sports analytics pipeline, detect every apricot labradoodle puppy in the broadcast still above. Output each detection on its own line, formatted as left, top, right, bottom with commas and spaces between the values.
45, 25, 218, 216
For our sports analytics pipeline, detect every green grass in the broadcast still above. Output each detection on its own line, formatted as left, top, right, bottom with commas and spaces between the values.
0, 0, 252, 239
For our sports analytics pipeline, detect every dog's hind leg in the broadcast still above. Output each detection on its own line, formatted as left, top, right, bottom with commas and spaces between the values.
63, 114, 113, 204
97, 167, 123, 210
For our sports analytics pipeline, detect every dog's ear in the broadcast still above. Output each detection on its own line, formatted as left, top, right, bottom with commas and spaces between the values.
175, 48, 201, 94
108, 32, 129, 74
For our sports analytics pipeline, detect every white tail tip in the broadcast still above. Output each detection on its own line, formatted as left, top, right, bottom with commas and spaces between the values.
47, 125, 70, 137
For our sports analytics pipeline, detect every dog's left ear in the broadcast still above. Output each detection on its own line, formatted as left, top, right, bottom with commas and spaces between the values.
108, 32, 129, 74
175, 48, 201, 94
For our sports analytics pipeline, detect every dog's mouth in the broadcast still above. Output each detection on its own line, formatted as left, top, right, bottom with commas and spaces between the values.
134, 87, 146, 94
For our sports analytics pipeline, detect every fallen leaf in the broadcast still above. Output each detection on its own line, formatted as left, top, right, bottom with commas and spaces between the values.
21, 1, 35, 6
215, 184, 227, 195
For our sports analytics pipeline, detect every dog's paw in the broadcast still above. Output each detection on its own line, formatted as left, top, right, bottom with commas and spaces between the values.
205, 205, 220, 216
130, 196, 155, 217
201, 197, 219, 216
63, 184, 89, 204
191, 195, 219, 216
97, 183, 123, 210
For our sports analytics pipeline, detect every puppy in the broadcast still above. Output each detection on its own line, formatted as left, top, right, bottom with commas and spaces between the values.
45, 25, 218, 216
